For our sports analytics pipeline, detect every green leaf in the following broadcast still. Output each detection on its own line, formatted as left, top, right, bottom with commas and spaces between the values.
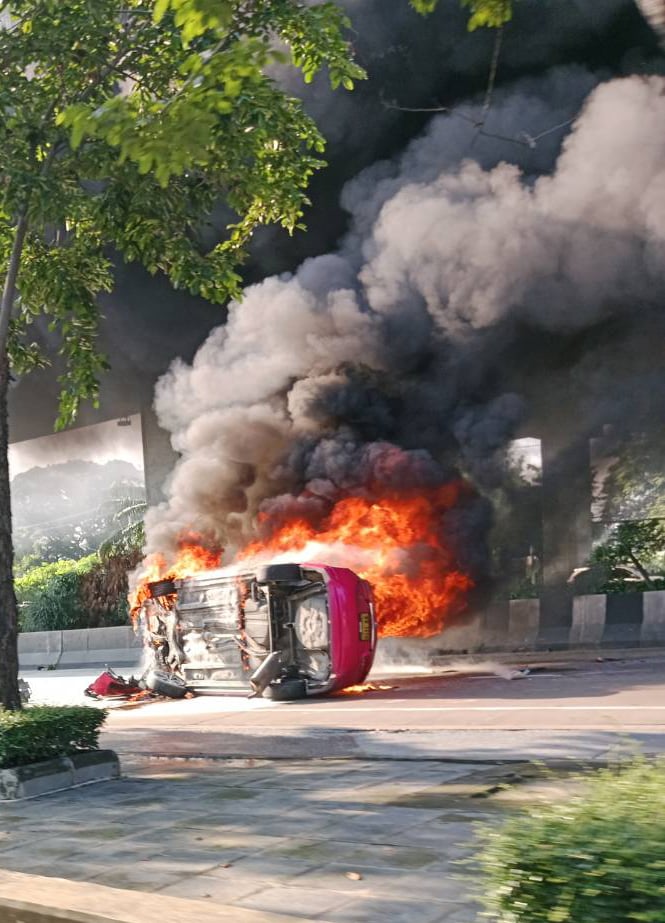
153, 0, 170, 23
0, 0, 361, 433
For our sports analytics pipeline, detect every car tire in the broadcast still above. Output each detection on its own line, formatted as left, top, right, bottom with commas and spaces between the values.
264, 678, 307, 701
144, 669, 188, 698
147, 578, 176, 599
255, 564, 302, 584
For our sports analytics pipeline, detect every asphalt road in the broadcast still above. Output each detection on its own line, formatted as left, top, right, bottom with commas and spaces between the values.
22, 655, 665, 761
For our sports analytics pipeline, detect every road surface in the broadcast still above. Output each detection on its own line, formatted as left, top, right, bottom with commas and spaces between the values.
22, 654, 665, 761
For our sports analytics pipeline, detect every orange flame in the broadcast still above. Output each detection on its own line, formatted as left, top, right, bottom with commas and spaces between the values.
129, 539, 222, 621
241, 483, 474, 638
130, 486, 475, 639
337, 683, 396, 695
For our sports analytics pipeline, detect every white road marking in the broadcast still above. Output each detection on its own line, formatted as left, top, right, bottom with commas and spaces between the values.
278, 704, 665, 712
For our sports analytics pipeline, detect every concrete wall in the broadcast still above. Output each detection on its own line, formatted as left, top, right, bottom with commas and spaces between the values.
434, 590, 665, 653
18, 591, 665, 668
18, 626, 142, 669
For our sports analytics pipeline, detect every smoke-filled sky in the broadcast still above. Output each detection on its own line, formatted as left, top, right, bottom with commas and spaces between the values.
9, 415, 144, 479
9, 0, 660, 444
144, 63, 665, 580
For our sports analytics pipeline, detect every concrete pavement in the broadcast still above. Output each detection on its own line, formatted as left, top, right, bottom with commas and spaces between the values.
3, 654, 663, 921
0, 753, 568, 922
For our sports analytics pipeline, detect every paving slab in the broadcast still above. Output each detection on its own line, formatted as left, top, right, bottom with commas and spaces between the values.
235, 885, 352, 918
317, 895, 451, 923
0, 755, 592, 922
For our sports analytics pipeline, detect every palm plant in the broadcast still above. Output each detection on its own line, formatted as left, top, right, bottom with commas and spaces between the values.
98, 482, 147, 561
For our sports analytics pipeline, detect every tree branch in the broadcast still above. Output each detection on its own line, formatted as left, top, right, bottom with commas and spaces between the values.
627, 549, 654, 589
0, 206, 29, 355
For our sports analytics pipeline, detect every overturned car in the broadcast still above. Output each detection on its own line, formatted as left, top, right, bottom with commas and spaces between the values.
139, 563, 377, 700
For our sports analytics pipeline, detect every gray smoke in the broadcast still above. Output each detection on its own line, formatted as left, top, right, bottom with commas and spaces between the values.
9, 0, 656, 446
143, 70, 665, 577
636, 0, 665, 42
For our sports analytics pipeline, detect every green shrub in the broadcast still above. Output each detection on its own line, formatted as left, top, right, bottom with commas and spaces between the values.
16, 553, 131, 632
479, 759, 665, 922
0, 706, 107, 769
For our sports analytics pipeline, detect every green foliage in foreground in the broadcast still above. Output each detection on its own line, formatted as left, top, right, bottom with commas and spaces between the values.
16, 554, 131, 632
411, 0, 514, 29
0, 706, 107, 769
1, 0, 364, 429
479, 759, 665, 922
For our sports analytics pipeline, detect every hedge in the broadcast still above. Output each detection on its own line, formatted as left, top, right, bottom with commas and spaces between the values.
0, 706, 108, 769
479, 759, 665, 922
16, 553, 133, 632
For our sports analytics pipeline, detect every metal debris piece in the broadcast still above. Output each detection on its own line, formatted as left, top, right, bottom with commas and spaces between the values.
18, 678, 31, 704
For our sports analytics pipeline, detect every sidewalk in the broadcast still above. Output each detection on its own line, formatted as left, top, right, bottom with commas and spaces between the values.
0, 754, 540, 922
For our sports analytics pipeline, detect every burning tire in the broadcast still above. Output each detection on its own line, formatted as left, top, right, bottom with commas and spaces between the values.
255, 564, 302, 584
144, 669, 188, 698
147, 578, 176, 599
264, 678, 307, 701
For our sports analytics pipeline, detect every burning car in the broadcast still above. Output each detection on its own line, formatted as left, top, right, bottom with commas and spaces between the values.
138, 562, 377, 700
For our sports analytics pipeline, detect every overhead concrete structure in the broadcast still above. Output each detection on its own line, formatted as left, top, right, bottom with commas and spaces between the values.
140, 403, 179, 506
636, 0, 665, 41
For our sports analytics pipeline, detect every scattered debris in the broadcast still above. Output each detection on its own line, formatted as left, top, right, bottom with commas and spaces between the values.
471, 784, 503, 799
18, 678, 31, 705
84, 669, 143, 700
508, 668, 531, 680
82, 667, 198, 708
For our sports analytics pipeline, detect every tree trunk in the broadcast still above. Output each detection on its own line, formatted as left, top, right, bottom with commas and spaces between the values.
0, 209, 29, 711
0, 353, 20, 710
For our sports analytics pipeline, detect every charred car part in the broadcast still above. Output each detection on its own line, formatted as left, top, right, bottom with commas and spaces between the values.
140, 563, 377, 699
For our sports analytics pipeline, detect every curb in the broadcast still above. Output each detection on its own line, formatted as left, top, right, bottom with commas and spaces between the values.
429, 647, 665, 666
0, 870, 313, 923
105, 728, 665, 765
0, 750, 120, 801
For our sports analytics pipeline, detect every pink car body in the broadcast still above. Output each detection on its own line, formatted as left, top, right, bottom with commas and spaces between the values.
145, 561, 377, 698
317, 563, 377, 692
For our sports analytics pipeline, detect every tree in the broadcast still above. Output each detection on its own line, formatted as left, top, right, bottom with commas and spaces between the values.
98, 491, 148, 561
12, 460, 145, 562
411, 0, 513, 30
591, 519, 665, 588
594, 431, 665, 523
0, 0, 364, 709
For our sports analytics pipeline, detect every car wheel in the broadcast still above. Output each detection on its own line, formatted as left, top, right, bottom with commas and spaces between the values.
144, 669, 188, 698
264, 678, 307, 701
255, 563, 302, 583
147, 578, 176, 599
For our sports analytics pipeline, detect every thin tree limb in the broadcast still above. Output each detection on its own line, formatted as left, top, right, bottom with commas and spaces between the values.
0, 206, 29, 354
